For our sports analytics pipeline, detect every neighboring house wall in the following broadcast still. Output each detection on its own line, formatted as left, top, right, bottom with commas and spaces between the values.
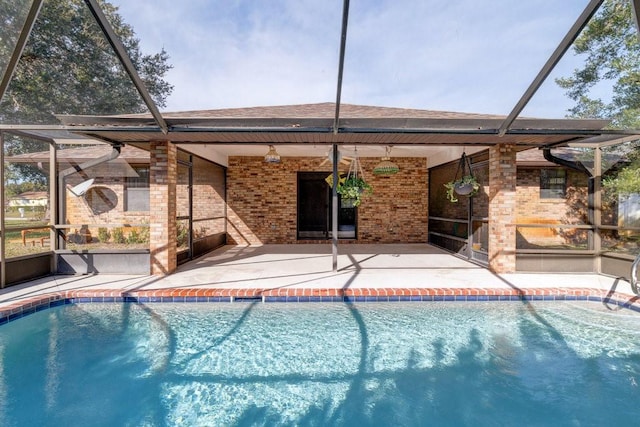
515, 167, 589, 248
226, 156, 428, 244
8, 192, 48, 208
516, 168, 589, 223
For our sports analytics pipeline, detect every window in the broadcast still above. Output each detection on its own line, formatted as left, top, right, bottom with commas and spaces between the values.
540, 169, 566, 199
125, 166, 150, 211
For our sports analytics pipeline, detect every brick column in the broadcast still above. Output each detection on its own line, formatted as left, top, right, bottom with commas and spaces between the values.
488, 143, 517, 273
149, 141, 177, 275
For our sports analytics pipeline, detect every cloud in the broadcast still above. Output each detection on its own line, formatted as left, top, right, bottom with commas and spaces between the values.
111, 0, 589, 117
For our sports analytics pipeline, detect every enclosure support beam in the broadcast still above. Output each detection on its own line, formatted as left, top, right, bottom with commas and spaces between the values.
498, 0, 604, 136
333, 0, 350, 134
0, 132, 5, 288
332, 143, 339, 272
0, 0, 44, 111
593, 147, 602, 273
49, 142, 57, 265
83, 0, 169, 134
633, 0, 640, 41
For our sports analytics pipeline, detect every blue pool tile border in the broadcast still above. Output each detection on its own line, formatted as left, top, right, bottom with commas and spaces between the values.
0, 290, 638, 325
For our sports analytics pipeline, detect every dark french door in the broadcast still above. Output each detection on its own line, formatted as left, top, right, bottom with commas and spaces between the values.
297, 172, 356, 239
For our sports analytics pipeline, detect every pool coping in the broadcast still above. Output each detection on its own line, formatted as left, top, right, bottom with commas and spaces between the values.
1, 287, 639, 325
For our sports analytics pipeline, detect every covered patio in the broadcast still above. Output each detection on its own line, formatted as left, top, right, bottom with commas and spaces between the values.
0, 243, 635, 315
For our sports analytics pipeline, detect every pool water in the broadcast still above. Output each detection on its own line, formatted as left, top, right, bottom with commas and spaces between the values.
1, 301, 640, 426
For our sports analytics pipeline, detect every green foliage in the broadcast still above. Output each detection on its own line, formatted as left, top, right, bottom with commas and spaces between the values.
127, 229, 140, 244
177, 221, 189, 248
444, 175, 480, 203
336, 176, 373, 207
555, 0, 640, 128
0, 0, 173, 125
1, 0, 173, 186
4, 179, 48, 198
603, 160, 640, 199
97, 227, 111, 243
4, 135, 50, 189
137, 224, 150, 244
602, 141, 640, 201
112, 227, 125, 244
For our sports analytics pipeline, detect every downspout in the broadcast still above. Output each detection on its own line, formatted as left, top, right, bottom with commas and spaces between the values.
542, 147, 596, 251
542, 148, 592, 177
57, 143, 122, 247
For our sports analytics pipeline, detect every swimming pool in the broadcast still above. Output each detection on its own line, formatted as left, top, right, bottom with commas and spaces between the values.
1, 301, 639, 426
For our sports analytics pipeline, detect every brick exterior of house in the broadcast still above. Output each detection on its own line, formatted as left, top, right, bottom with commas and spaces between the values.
149, 141, 177, 275
57, 145, 589, 276
226, 156, 428, 244
65, 174, 148, 226
488, 144, 517, 273
516, 168, 588, 223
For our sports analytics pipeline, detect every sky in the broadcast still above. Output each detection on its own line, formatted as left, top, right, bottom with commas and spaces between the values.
109, 0, 595, 118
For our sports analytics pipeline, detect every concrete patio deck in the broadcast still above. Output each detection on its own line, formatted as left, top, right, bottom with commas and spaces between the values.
1, 244, 637, 316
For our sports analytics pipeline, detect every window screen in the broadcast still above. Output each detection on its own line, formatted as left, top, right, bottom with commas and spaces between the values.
540, 169, 566, 199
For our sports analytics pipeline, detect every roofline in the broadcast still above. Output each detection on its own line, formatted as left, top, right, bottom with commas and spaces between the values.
53, 115, 612, 131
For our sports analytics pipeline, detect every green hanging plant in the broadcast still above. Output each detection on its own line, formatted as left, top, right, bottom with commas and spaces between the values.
444, 175, 480, 203
444, 153, 480, 203
337, 176, 373, 207
335, 149, 373, 207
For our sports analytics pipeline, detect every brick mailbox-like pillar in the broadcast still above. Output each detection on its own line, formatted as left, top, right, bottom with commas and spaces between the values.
149, 141, 177, 275
488, 143, 517, 273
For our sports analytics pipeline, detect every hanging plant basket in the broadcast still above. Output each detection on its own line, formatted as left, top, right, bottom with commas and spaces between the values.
336, 149, 372, 207
341, 198, 357, 208
444, 153, 480, 203
454, 182, 475, 195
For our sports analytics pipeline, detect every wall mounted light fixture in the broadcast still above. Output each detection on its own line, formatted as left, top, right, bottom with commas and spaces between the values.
264, 145, 281, 163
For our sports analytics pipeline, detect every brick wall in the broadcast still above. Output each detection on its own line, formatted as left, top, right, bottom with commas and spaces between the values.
226, 156, 428, 244
488, 144, 517, 273
516, 168, 588, 223
149, 141, 177, 274
64, 165, 148, 226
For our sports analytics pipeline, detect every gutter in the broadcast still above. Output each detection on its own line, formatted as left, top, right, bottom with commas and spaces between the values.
60, 143, 122, 179
542, 148, 592, 177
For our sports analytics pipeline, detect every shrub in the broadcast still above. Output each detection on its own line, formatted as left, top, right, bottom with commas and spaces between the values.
98, 227, 111, 243
127, 230, 141, 244
112, 227, 126, 244
177, 222, 189, 248
138, 222, 150, 243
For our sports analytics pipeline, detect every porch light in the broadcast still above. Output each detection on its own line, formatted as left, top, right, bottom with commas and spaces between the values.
264, 145, 281, 163
373, 146, 399, 175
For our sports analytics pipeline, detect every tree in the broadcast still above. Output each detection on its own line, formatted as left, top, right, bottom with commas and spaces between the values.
0, 0, 173, 188
556, 0, 640, 129
602, 140, 640, 200
556, 1, 640, 215
0, 0, 173, 124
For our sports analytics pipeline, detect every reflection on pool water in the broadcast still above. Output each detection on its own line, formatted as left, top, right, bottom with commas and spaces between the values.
0, 301, 639, 426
